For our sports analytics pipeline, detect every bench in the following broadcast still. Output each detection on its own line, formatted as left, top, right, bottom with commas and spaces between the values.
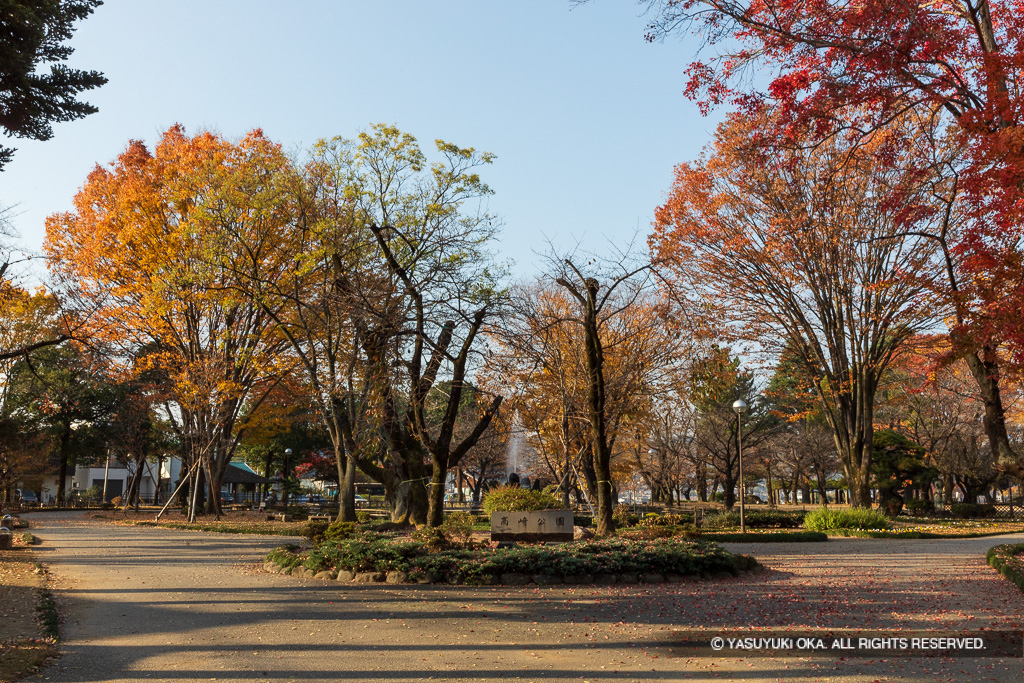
266, 513, 293, 522
308, 514, 333, 523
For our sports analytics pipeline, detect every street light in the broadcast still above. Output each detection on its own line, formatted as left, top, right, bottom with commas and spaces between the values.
283, 448, 293, 506
732, 399, 748, 534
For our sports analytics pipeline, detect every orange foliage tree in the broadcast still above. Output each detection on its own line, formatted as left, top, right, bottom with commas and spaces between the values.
651, 114, 942, 507
45, 126, 296, 517
496, 266, 683, 534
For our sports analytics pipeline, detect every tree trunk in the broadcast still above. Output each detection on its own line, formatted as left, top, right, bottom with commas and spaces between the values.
723, 472, 736, 511
964, 349, 1024, 478
426, 460, 447, 528
56, 425, 71, 505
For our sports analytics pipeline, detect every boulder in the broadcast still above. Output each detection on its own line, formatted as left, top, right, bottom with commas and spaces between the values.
640, 573, 665, 584
314, 570, 337, 581
354, 571, 385, 583
593, 574, 618, 585
336, 570, 356, 582
386, 571, 410, 584
618, 573, 639, 584
573, 526, 595, 541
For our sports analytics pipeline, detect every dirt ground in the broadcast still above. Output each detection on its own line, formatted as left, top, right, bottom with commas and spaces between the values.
0, 530, 57, 682
15, 511, 1024, 682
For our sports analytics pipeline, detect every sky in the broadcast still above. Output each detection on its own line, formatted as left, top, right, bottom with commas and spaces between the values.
2, 0, 721, 281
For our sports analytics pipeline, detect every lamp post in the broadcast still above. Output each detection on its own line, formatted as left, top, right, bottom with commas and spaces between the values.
283, 448, 293, 506
732, 399, 748, 534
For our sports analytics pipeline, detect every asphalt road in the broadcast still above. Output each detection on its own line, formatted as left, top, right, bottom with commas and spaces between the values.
20, 511, 1024, 683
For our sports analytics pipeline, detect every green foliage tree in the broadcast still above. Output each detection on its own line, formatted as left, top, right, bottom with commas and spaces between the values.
0, 0, 107, 169
871, 429, 937, 517
5, 343, 117, 503
689, 346, 773, 510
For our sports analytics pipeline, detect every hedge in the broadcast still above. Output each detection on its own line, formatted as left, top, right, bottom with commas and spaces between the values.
987, 543, 1024, 593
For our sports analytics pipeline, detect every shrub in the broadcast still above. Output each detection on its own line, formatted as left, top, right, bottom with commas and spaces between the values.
951, 502, 997, 519
637, 513, 692, 528
904, 499, 934, 516
482, 486, 562, 515
612, 505, 639, 528
441, 512, 476, 546
702, 511, 740, 529
803, 507, 889, 531
323, 520, 357, 543
356, 511, 372, 524
269, 532, 758, 584
411, 526, 451, 552
303, 519, 330, 544
745, 510, 807, 528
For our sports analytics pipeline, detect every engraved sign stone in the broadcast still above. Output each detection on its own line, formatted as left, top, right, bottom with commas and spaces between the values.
491, 509, 574, 542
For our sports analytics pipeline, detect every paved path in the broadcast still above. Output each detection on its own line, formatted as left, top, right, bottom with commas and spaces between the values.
20, 512, 1024, 682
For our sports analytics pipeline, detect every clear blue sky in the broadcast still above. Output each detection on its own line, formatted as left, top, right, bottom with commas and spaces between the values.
3, 0, 720, 279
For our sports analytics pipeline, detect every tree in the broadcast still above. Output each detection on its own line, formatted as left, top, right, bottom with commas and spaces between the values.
651, 113, 939, 506
632, 0, 1024, 478
871, 429, 937, 516
526, 251, 660, 536
46, 126, 296, 517
688, 346, 772, 509
353, 125, 504, 527
4, 343, 116, 503
0, 0, 106, 169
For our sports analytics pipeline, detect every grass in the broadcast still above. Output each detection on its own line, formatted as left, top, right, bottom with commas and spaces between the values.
128, 520, 303, 536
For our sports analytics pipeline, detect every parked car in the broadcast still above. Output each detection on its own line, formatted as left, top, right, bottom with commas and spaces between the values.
354, 494, 368, 508
220, 493, 234, 505
19, 490, 39, 506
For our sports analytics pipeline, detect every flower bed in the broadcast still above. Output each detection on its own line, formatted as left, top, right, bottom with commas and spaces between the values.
265, 533, 758, 585
986, 543, 1024, 593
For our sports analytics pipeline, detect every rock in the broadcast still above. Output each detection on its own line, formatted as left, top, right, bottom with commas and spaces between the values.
641, 573, 665, 584
314, 570, 337, 580
664, 574, 684, 583
501, 573, 532, 586
263, 561, 279, 573
446, 575, 463, 585
714, 571, 735, 580
619, 573, 639, 584
292, 566, 308, 578
533, 574, 562, 586
354, 571, 385, 583
414, 572, 436, 584
573, 526, 595, 541
336, 570, 356, 582
282, 566, 293, 575
386, 571, 410, 584
561, 574, 594, 585
478, 574, 499, 585
593, 574, 617, 585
